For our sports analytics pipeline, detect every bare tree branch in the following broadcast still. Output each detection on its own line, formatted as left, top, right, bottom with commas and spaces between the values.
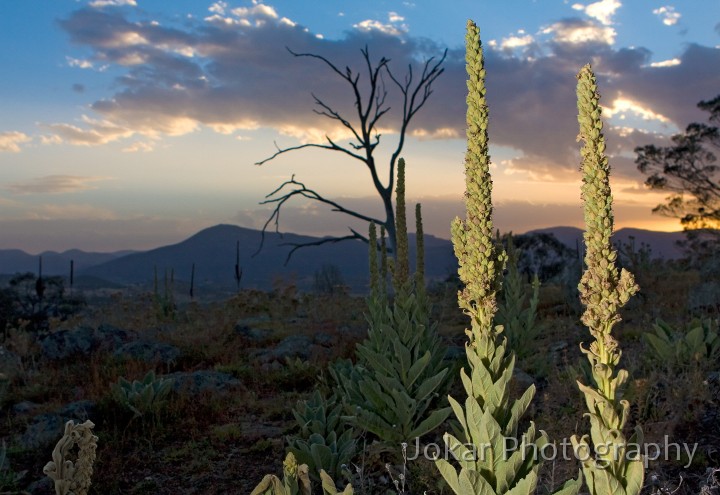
253, 45, 447, 261
253, 175, 383, 256
277, 228, 368, 266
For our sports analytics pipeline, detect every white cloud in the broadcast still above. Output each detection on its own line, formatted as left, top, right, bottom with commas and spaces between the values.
602, 97, 671, 123
354, 19, 406, 36
44, 116, 134, 146
66, 56, 94, 69
543, 21, 616, 44
653, 6, 681, 26
5, 175, 111, 195
574, 0, 622, 25
500, 34, 535, 49
89, 0, 136, 7
649, 58, 681, 68
389, 12, 405, 23
231, 4, 279, 19
0, 131, 31, 152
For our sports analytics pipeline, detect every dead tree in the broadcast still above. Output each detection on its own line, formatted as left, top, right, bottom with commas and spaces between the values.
255, 45, 447, 263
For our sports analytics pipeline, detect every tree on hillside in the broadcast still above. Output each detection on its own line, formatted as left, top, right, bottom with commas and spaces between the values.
635, 95, 720, 244
255, 46, 446, 262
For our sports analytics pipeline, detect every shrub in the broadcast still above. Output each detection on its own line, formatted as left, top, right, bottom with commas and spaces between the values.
287, 390, 355, 484
110, 370, 174, 420
331, 158, 451, 457
644, 318, 720, 371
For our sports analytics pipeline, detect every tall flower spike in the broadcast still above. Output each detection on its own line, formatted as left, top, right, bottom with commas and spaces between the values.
435, 21, 581, 495
394, 158, 410, 289
451, 20, 506, 333
369, 222, 379, 298
571, 64, 644, 495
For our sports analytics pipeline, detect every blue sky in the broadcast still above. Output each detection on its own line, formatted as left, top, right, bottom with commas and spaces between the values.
0, 0, 719, 252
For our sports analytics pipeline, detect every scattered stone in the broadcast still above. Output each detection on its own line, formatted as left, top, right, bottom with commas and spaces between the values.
253, 335, 314, 363
512, 369, 536, 390
17, 400, 96, 449
0, 345, 22, 378
40, 324, 137, 360
313, 332, 334, 346
549, 341, 568, 353
114, 340, 181, 366
94, 324, 137, 352
40, 326, 95, 360
234, 324, 273, 341
167, 370, 242, 395
25, 476, 53, 495
12, 400, 40, 416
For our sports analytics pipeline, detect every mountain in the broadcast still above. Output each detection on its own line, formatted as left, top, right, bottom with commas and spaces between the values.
81, 224, 456, 293
1, 224, 690, 296
0, 248, 135, 277
528, 226, 686, 259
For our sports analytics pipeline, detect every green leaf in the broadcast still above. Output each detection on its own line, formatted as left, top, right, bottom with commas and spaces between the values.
623, 458, 644, 495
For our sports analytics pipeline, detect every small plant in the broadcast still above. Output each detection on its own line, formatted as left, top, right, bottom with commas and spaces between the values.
111, 370, 174, 419
153, 266, 176, 320
644, 318, 720, 371
251, 452, 353, 495
287, 390, 356, 484
43, 420, 98, 495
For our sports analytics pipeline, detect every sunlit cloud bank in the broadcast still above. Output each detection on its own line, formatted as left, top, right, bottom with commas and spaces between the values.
43, 1, 718, 186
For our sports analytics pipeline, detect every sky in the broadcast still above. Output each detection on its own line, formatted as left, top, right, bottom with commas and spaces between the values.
0, 0, 719, 253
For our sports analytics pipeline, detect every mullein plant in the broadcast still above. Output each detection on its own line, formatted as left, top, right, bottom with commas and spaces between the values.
435, 21, 581, 495
43, 420, 98, 495
570, 64, 644, 495
331, 157, 451, 456
251, 452, 353, 495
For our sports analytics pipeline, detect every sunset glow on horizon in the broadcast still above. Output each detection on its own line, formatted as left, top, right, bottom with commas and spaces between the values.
1, 0, 718, 253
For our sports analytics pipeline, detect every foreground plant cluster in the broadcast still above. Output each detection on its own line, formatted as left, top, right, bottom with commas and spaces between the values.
0, 20, 718, 495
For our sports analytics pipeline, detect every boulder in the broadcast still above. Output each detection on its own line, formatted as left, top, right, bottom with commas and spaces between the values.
40, 324, 137, 360
253, 335, 314, 363
17, 400, 96, 449
167, 370, 242, 395
114, 340, 181, 366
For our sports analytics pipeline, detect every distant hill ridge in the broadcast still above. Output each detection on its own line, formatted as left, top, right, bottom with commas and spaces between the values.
0, 224, 688, 292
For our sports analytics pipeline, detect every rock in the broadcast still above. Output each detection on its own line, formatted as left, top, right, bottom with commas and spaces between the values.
253, 335, 313, 363
114, 340, 181, 366
549, 341, 568, 352
0, 345, 22, 378
313, 332, 334, 346
512, 369, 536, 390
40, 324, 137, 360
167, 370, 242, 395
234, 324, 273, 341
17, 400, 96, 449
25, 476, 54, 495
12, 400, 40, 416
94, 324, 137, 352
40, 326, 95, 360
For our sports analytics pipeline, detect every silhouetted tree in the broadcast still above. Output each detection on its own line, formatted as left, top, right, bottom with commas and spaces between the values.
256, 46, 446, 263
635, 95, 720, 240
